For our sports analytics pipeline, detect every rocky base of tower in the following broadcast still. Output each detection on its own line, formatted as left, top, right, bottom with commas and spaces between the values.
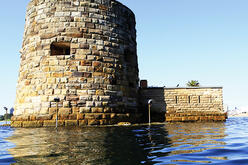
11, 113, 142, 128
165, 112, 228, 122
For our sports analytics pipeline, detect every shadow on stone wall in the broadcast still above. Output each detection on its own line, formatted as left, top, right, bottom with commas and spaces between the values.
139, 88, 166, 122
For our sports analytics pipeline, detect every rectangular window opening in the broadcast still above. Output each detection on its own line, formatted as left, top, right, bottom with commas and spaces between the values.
175, 96, 178, 104
51, 42, 71, 56
198, 96, 201, 103
129, 82, 135, 88
188, 96, 191, 104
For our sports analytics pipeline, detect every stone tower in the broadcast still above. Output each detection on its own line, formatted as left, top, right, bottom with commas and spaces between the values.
12, 0, 139, 127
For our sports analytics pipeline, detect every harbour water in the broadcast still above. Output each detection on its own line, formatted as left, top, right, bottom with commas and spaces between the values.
1, 118, 248, 164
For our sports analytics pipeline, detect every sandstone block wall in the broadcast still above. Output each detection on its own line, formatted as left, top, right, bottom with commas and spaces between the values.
165, 87, 227, 122
13, 0, 140, 127
139, 87, 227, 122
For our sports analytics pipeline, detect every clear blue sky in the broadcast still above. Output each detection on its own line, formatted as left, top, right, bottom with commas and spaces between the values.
0, 0, 248, 115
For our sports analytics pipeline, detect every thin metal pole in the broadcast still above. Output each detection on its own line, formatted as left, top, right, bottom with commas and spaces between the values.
148, 104, 151, 125
56, 102, 58, 128
5, 109, 7, 125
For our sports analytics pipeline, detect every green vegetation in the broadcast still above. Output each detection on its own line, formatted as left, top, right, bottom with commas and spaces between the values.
0, 114, 13, 121
187, 80, 200, 87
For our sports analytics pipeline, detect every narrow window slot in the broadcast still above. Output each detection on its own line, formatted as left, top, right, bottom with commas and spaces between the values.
51, 42, 71, 56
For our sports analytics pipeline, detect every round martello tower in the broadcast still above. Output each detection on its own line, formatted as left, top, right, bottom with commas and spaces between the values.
12, 0, 139, 127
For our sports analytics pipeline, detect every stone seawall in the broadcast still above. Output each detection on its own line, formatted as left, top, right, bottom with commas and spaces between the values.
13, 0, 140, 127
11, 116, 139, 128
139, 87, 227, 122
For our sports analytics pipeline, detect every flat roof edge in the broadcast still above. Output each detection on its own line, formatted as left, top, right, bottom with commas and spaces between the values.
165, 87, 223, 89
143, 87, 223, 89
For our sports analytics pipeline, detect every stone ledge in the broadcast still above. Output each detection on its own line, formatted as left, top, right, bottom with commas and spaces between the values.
166, 114, 227, 122
166, 112, 227, 117
10, 115, 140, 127
22, 121, 43, 127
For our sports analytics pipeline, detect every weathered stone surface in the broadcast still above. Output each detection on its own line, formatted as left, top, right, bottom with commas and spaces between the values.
13, 0, 140, 127
22, 121, 43, 128
11, 121, 23, 127
43, 120, 56, 127
65, 120, 78, 126
140, 87, 227, 122
91, 107, 103, 113
69, 114, 78, 120
78, 120, 87, 126
118, 122, 131, 126
85, 114, 95, 119
36, 115, 52, 120
88, 119, 100, 125
59, 108, 72, 116
77, 114, 85, 120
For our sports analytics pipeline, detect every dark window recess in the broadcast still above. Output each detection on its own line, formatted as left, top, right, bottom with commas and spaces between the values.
188, 96, 191, 103
124, 49, 133, 63
175, 96, 178, 104
198, 96, 201, 103
51, 42, 71, 56
128, 22, 132, 31
109, 76, 117, 85
110, 78, 117, 85
129, 82, 135, 88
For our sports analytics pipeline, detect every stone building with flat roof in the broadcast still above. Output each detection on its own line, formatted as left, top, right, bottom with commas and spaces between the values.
140, 86, 227, 122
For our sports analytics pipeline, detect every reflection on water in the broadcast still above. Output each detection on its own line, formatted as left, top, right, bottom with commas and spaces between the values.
0, 121, 15, 164
8, 127, 147, 164
161, 122, 227, 164
167, 122, 226, 152
131, 122, 227, 164
9, 126, 168, 164
3, 118, 248, 164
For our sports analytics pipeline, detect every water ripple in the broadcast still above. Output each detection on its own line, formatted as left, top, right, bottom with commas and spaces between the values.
1, 118, 248, 164
0, 122, 16, 165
